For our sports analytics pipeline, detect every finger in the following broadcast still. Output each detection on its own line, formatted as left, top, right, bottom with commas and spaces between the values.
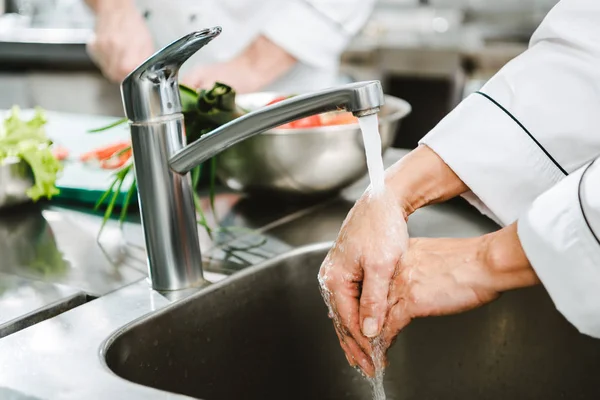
320, 268, 372, 366
324, 290, 374, 375
319, 255, 376, 374
335, 323, 376, 377
359, 259, 397, 338
329, 282, 376, 366
381, 300, 411, 350
333, 326, 356, 367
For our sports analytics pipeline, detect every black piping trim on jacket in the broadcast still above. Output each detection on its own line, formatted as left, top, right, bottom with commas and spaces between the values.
578, 160, 600, 246
475, 91, 568, 176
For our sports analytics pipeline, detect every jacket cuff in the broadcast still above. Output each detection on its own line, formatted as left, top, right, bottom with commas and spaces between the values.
261, 1, 348, 69
420, 93, 565, 226
518, 164, 600, 338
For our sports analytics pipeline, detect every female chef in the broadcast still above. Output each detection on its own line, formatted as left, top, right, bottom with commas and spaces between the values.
84, 0, 374, 93
319, 0, 600, 376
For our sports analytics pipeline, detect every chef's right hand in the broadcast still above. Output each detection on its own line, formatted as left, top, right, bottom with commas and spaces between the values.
318, 186, 409, 376
379, 224, 540, 354
87, 0, 154, 83
318, 145, 470, 376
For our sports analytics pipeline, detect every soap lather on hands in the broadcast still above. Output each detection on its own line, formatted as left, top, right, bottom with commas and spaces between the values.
318, 186, 409, 375
319, 145, 539, 377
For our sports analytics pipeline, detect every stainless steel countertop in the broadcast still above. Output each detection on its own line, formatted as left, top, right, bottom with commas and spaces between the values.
0, 149, 498, 399
0, 272, 81, 337
0, 206, 148, 296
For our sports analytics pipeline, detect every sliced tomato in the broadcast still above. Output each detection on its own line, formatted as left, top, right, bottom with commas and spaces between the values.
265, 96, 289, 106
100, 148, 132, 169
275, 115, 322, 129
52, 145, 70, 161
321, 112, 358, 126
277, 122, 295, 129
80, 141, 131, 162
290, 115, 322, 129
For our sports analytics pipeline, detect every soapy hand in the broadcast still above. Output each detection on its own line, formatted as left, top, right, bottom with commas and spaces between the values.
87, 1, 154, 83
318, 145, 473, 376
318, 187, 409, 376
379, 224, 540, 360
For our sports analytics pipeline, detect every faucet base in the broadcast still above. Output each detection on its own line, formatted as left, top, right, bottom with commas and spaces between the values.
130, 116, 204, 291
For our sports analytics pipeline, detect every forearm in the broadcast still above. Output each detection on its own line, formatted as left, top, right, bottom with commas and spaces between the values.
385, 145, 469, 217
386, 147, 538, 291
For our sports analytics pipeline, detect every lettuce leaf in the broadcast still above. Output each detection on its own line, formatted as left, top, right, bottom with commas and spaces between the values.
0, 106, 62, 201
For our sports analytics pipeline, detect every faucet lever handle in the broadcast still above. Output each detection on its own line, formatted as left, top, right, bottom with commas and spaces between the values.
121, 27, 222, 122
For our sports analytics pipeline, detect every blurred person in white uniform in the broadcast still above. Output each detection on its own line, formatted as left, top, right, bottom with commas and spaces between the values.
84, 0, 375, 93
318, 0, 600, 376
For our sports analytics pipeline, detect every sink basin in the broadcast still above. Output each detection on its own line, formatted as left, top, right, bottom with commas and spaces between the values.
105, 243, 600, 400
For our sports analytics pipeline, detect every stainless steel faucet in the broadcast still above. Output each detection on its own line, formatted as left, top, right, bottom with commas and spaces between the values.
121, 28, 385, 291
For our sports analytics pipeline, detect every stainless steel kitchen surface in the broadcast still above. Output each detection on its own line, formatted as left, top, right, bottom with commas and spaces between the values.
0, 149, 511, 399
0, 206, 147, 295
105, 244, 600, 400
0, 272, 86, 338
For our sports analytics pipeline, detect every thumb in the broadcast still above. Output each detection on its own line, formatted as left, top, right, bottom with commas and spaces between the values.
359, 262, 395, 338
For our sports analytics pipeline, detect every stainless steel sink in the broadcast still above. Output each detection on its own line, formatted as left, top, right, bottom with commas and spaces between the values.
104, 243, 600, 400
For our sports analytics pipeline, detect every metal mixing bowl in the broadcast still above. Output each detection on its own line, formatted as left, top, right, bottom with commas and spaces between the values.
217, 93, 411, 196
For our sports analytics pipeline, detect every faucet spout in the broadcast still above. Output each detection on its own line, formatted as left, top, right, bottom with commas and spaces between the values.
168, 80, 384, 175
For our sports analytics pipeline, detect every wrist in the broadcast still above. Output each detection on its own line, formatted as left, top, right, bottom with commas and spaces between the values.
483, 223, 540, 292
385, 145, 468, 217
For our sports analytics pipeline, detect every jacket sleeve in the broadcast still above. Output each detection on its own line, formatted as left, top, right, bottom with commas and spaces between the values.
261, 0, 376, 69
518, 159, 600, 338
419, 0, 600, 226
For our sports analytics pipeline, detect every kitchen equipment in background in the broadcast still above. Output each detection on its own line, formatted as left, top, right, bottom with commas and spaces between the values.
6, 0, 93, 29
0, 157, 32, 208
384, 69, 463, 148
343, 3, 469, 149
217, 93, 411, 197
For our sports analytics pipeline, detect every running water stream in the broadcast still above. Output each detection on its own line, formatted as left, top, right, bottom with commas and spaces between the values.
358, 114, 387, 400
357, 114, 385, 195
319, 113, 388, 400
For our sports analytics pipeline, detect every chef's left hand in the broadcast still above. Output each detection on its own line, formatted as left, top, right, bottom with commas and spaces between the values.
379, 223, 540, 357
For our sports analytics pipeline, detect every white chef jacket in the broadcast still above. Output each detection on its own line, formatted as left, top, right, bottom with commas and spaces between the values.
420, 0, 600, 338
134, 0, 374, 93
